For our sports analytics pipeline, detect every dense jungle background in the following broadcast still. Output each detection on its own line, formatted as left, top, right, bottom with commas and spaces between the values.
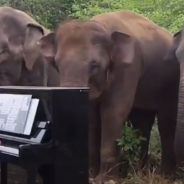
0, 0, 184, 183
1, 0, 184, 33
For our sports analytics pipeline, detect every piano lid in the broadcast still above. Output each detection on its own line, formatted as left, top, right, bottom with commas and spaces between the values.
0, 86, 89, 90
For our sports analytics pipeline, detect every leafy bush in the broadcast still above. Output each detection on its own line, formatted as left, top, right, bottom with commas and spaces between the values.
117, 122, 146, 169
117, 121, 162, 173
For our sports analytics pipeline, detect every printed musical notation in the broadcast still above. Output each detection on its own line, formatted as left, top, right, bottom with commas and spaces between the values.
0, 94, 39, 135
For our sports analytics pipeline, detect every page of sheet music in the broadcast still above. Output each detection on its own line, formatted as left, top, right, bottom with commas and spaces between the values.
0, 94, 32, 134
24, 98, 39, 135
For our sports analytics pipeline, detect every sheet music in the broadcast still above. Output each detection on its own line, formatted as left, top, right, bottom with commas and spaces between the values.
0, 94, 32, 134
24, 99, 39, 135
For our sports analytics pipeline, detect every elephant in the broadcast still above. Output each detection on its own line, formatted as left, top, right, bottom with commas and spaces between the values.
165, 29, 184, 166
0, 7, 59, 86
0, 7, 60, 184
38, 11, 179, 182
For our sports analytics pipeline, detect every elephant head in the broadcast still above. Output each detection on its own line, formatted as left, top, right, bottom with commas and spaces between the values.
166, 29, 184, 165
0, 23, 59, 86
38, 21, 142, 99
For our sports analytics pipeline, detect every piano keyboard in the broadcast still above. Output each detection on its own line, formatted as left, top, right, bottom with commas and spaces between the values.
0, 145, 19, 156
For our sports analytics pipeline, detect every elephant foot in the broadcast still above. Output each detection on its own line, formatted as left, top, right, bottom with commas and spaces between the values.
89, 167, 99, 178
89, 175, 118, 184
89, 166, 122, 184
100, 160, 123, 178
89, 177, 97, 184
89, 174, 103, 184
160, 169, 176, 179
89, 160, 123, 184
160, 160, 176, 177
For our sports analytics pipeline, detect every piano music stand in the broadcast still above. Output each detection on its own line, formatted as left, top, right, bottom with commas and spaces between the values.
0, 86, 89, 184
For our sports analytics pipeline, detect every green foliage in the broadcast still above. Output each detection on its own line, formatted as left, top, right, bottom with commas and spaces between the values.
147, 123, 161, 169
117, 122, 146, 168
0, 0, 74, 29
71, 0, 184, 33
1, 0, 184, 33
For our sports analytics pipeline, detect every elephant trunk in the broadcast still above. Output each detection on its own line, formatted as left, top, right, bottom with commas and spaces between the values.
175, 62, 184, 165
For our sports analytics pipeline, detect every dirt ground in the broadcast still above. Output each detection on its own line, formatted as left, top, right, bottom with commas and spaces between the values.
1, 164, 42, 184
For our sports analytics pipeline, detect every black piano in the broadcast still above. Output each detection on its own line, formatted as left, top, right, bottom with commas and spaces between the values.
0, 86, 89, 184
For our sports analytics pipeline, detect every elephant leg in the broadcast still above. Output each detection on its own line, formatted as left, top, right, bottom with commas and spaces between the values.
157, 107, 177, 175
129, 109, 155, 168
99, 107, 133, 179
89, 100, 101, 178
96, 59, 142, 183
100, 114, 123, 179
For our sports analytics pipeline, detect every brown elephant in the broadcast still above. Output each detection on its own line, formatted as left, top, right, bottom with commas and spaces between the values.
165, 29, 184, 166
0, 7, 59, 86
38, 11, 179, 182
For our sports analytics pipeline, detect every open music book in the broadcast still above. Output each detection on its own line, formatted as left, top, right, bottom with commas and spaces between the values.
0, 94, 39, 135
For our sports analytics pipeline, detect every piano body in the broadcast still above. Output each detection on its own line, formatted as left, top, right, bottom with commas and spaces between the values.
0, 86, 89, 184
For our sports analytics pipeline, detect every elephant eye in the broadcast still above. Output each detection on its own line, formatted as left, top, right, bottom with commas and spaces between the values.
0, 49, 6, 55
0, 46, 9, 55
89, 60, 100, 74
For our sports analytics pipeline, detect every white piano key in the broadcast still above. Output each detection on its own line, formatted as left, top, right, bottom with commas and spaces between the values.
0, 145, 19, 156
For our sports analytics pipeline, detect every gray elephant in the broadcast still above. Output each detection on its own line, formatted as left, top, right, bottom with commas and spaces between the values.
38, 11, 179, 182
0, 7, 59, 86
0, 7, 60, 184
165, 29, 184, 166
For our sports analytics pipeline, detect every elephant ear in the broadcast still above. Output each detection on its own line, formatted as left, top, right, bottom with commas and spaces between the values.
105, 31, 142, 93
37, 32, 56, 61
103, 31, 142, 103
110, 31, 136, 65
110, 32, 136, 71
99, 32, 142, 134
36, 32, 58, 71
23, 23, 44, 71
164, 30, 182, 61
175, 30, 184, 62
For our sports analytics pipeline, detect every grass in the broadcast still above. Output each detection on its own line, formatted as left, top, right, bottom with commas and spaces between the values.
104, 170, 184, 184
121, 170, 176, 184
107, 123, 184, 184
